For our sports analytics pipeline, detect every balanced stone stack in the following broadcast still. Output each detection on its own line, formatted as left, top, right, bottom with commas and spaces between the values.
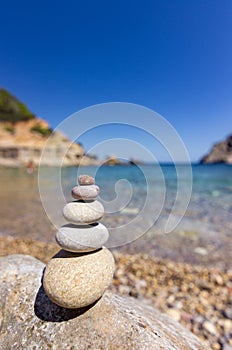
43, 174, 115, 309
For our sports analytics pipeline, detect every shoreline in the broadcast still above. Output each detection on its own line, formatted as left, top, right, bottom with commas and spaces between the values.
1, 223, 232, 270
1, 235, 232, 350
0, 164, 232, 271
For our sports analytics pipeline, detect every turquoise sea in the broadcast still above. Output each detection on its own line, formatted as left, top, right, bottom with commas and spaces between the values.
58, 163, 232, 236
0, 163, 232, 267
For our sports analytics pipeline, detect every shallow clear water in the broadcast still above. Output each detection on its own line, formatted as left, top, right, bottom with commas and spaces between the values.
0, 164, 232, 267
59, 163, 232, 235
1, 163, 232, 236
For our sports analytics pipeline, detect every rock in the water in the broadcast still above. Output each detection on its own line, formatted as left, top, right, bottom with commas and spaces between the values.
71, 185, 99, 200
78, 174, 95, 185
0, 254, 207, 350
63, 200, 104, 224
55, 223, 109, 252
43, 248, 115, 308
200, 134, 232, 164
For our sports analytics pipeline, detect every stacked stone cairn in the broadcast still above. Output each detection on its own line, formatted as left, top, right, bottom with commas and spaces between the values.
43, 174, 115, 309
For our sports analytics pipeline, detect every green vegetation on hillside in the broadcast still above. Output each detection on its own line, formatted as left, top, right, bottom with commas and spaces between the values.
0, 88, 35, 123
4, 125, 15, 134
31, 123, 53, 137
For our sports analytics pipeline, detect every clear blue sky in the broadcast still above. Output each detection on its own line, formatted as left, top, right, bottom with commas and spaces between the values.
1, 0, 231, 161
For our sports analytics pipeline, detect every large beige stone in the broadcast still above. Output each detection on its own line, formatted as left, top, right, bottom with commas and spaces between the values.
0, 255, 207, 350
43, 247, 115, 308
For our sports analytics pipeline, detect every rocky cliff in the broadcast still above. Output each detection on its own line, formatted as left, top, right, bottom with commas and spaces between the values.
0, 89, 98, 167
200, 135, 232, 164
0, 118, 98, 167
0, 88, 34, 122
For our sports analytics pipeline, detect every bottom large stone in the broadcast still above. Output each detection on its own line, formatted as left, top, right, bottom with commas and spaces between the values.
0, 254, 207, 350
43, 247, 115, 308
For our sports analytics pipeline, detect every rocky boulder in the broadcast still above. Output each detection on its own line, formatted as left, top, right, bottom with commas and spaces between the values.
200, 134, 232, 164
0, 255, 207, 349
103, 155, 122, 166
0, 88, 99, 167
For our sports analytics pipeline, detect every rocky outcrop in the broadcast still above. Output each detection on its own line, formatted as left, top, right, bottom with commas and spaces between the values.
0, 118, 98, 167
103, 155, 122, 166
0, 88, 34, 122
0, 88, 99, 167
200, 135, 232, 164
102, 156, 145, 166
0, 254, 207, 350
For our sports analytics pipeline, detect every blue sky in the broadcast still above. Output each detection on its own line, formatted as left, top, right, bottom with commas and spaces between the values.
1, 0, 231, 161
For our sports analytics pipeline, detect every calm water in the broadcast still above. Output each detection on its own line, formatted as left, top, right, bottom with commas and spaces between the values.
1, 163, 232, 267
59, 163, 232, 236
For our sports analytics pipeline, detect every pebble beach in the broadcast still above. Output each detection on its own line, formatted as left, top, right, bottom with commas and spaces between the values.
1, 236, 232, 350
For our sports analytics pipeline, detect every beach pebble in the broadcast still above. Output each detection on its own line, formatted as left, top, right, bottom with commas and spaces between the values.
43, 247, 115, 308
55, 223, 109, 252
194, 247, 208, 256
78, 174, 95, 185
202, 321, 217, 335
63, 200, 104, 224
166, 308, 181, 322
71, 185, 99, 200
223, 344, 232, 350
224, 307, 232, 320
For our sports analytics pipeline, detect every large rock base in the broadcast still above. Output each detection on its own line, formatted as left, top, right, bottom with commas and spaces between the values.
0, 255, 207, 349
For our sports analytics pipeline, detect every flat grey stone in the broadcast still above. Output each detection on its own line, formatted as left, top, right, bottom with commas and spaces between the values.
63, 200, 104, 224
55, 223, 109, 252
71, 185, 99, 200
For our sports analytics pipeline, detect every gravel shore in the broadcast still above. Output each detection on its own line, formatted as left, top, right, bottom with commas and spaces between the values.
1, 236, 232, 350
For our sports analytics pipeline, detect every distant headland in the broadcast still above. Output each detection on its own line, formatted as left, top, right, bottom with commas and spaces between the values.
200, 135, 232, 164
0, 88, 100, 167
2, 88, 230, 167
0, 89, 143, 168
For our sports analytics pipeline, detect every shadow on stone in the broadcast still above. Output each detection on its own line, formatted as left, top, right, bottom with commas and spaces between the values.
52, 248, 102, 259
34, 284, 99, 322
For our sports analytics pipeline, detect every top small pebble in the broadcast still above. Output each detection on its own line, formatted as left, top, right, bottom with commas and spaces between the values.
78, 175, 94, 186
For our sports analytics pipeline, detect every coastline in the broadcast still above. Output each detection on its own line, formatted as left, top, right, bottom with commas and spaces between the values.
0, 165, 232, 269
